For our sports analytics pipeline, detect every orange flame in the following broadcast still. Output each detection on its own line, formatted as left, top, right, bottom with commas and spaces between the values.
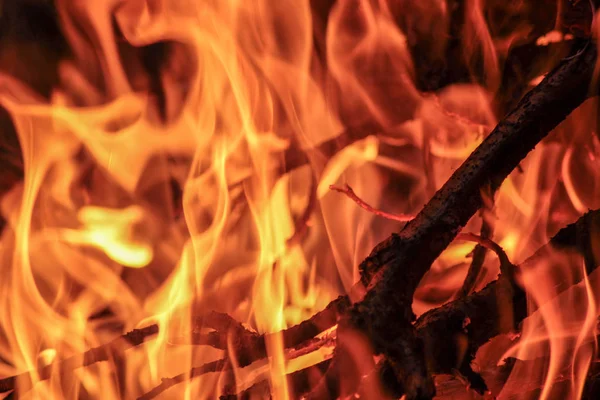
0, 0, 597, 399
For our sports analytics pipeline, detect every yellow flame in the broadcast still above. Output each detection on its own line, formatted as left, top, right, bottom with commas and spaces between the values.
58, 206, 153, 268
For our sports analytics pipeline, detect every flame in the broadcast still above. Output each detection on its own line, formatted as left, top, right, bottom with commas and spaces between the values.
499, 255, 600, 400
57, 205, 153, 268
0, 0, 597, 399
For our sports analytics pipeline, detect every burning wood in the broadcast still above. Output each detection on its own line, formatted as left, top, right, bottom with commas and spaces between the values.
0, 1, 599, 399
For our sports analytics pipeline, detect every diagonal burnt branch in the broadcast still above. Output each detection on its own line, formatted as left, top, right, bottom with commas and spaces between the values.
346, 39, 598, 399
370, 209, 600, 397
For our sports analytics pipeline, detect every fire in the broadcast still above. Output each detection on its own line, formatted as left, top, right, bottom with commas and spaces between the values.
57, 205, 153, 268
0, 0, 598, 399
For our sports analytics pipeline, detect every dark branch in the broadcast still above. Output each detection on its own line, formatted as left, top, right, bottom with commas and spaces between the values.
456, 187, 495, 298
348, 39, 598, 399
372, 209, 600, 397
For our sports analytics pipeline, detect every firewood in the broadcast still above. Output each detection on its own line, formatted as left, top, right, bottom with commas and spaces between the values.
159, 209, 600, 399
1, 210, 596, 398
411, 210, 600, 392
346, 39, 597, 399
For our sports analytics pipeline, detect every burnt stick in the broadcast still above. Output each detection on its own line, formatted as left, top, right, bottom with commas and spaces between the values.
347, 40, 598, 399
367, 209, 600, 397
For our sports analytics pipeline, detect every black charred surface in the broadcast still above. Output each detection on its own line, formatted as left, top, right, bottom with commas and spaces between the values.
495, 40, 574, 118
457, 204, 494, 298
349, 41, 597, 399
358, 40, 598, 288
367, 209, 600, 397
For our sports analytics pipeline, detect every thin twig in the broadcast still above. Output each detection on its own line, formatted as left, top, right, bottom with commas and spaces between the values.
329, 182, 514, 278
329, 182, 514, 280
455, 232, 515, 278
457, 207, 494, 298
0, 325, 159, 395
136, 358, 230, 400
329, 184, 414, 222
142, 332, 336, 399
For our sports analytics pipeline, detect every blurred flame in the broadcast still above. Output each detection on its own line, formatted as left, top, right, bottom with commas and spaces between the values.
59, 205, 153, 268
37, 348, 57, 367
500, 256, 600, 400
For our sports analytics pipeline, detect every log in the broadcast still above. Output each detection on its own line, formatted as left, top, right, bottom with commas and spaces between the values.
415, 210, 600, 384
339, 209, 600, 399
347, 39, 598, 399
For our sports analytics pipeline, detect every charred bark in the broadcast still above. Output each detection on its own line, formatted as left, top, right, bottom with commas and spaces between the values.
348, 39, 598, 399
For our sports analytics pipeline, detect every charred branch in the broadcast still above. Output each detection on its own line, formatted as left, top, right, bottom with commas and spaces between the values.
371, 209, 600, 397
347, 39, 598, 398
456, 207, 495, 298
